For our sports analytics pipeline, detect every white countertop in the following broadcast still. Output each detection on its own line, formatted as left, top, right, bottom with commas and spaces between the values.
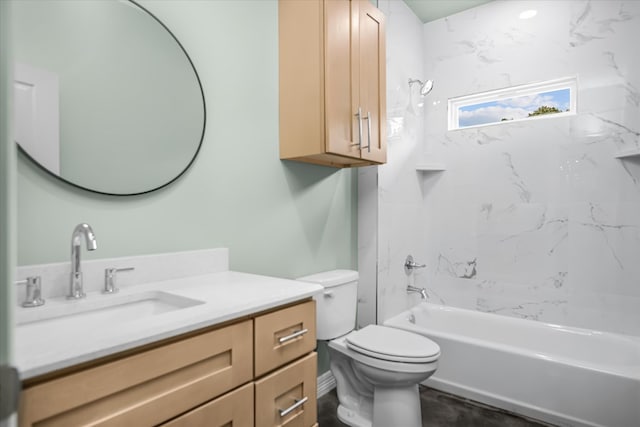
15, 271, 323, 380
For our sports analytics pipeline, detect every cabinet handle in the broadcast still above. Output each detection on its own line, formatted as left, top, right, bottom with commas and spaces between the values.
279, 396, 308, 417
351, 107, 363, 147
278, 328, 308, 344
363, 112, 371, 153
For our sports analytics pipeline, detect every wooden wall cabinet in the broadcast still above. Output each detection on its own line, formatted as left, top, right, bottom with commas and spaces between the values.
19, 300, 317, 427
279, 0, 386, 168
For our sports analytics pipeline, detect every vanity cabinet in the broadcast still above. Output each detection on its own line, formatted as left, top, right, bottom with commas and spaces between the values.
279, 0, 386, 168
255, 299, 317, 377
255, 353, 317, 427
19, 300, 317, 427
162, 383, 254, 427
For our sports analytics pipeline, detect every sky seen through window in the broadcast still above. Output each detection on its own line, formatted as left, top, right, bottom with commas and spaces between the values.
458, 88, 571, 128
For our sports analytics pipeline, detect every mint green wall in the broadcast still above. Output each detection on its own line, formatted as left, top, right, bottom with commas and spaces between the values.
1, 0, 16, 369
16, 0, 357, 280
13, 0, 204, 194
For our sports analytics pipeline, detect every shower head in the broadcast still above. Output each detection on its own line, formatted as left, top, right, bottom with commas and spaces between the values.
408, 78, 434, 96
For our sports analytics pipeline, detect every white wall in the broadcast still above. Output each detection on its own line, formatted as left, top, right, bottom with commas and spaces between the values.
373, 0, 640, 336
358, 0, 426, 326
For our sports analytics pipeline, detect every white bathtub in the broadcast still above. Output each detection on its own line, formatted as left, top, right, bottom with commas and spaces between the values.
384, 302, 640, 427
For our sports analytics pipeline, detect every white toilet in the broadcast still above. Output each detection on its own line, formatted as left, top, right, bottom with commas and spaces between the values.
298, 270, 440, 427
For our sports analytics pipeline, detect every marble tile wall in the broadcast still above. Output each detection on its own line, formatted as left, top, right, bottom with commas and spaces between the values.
368, 0, 640, 336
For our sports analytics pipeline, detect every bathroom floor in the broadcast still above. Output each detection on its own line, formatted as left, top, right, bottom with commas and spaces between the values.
317, 386, 553, 427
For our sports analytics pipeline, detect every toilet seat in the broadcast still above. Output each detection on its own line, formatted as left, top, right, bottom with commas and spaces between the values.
329, 334, 438, 375
345, 325, 440, 363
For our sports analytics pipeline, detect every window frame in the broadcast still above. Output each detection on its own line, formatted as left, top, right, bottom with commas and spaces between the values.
448, 76, 577, 131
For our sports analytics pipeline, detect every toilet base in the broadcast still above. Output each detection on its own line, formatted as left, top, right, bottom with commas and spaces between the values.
337, 404, 372, 427
328, 332, 437, 427
373, 384, 422, 427
336, 384, 422, 427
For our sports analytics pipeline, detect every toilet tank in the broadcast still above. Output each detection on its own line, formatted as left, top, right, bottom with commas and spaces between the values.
297, 270, 359, 340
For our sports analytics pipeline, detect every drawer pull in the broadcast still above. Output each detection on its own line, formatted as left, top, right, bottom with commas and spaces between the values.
278, 328, 308, 344
279, 396, 308, 417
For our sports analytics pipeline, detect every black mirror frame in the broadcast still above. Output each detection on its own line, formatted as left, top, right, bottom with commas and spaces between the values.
16, 0, 207, 196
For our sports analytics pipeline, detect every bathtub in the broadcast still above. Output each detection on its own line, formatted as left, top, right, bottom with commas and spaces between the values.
384, 302, 640, 427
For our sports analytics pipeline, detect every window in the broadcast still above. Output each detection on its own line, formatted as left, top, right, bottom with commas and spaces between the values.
448, 76, 577, 130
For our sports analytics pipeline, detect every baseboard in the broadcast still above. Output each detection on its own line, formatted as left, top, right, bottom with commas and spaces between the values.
317, 370, 336, 398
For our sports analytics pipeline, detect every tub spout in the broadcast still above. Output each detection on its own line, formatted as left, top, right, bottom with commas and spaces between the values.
407, 285, 428, 300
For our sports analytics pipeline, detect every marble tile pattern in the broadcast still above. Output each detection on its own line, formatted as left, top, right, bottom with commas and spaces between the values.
371, 0, 640, 336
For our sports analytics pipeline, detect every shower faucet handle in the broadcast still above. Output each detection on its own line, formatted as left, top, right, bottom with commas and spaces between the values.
404, 255, 426, 275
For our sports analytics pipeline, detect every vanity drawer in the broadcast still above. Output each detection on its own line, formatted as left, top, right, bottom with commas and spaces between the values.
255, 352, 317, 427
254, 300, 316, 376
161, 382, 254, 427
19, 320, 253, 427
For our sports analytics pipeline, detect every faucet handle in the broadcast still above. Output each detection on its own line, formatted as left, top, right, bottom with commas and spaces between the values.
404, 255, 426, 275
16, 276, 45, 307
103, 267, 134, 294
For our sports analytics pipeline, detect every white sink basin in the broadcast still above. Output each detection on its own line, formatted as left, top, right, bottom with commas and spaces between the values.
16, 291, 204, 331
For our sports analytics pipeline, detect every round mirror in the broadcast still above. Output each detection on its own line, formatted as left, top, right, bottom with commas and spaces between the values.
12, 0, 206, 195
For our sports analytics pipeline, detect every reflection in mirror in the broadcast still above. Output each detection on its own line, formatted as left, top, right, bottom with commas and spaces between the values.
12, 0, 206, 195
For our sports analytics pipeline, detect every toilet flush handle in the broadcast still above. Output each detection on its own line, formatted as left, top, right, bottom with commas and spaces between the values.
323, 290, 334, 298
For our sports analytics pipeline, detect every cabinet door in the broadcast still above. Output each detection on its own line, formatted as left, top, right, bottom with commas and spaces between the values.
255, 353, 317, 427
254, 300, 316, 377
19, 321, 253, 427
358, 0, 386, 163
324, 0, 360, 158
161, 383, 254, 427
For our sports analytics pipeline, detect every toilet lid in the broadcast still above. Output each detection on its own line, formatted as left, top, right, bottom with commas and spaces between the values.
345, 325, 440, 363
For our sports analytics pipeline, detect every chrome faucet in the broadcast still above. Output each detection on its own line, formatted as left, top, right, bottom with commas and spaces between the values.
68, 223, 97, 299
407, 285, 428, 300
